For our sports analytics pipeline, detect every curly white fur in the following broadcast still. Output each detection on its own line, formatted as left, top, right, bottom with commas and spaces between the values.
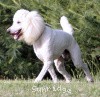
7, 9, 93, 83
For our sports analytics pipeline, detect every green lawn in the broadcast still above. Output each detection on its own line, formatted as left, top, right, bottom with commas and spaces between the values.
0, 78, 100, 97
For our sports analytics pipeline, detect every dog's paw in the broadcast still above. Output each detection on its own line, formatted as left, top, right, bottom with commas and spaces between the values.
66, 79, 72, 83
86, 76, 94, 83
34, 78, 41, 83
65, 76, 72, 83
53, 79, 58, 83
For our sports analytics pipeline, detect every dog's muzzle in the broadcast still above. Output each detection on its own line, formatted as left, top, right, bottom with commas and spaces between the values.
7, 28, 22, 40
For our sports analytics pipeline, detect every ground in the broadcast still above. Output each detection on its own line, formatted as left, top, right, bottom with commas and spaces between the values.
0, 77, 100, 97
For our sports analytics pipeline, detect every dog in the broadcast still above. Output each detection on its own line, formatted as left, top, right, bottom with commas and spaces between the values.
7, 9, 93, 83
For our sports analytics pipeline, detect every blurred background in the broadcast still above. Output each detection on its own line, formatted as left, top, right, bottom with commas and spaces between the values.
0, 0, 100, 80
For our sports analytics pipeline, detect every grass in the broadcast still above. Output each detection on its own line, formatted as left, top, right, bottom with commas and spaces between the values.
0, 77, 100, 97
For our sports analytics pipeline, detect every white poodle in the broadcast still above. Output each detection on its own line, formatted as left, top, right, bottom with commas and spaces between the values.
7, 9, 93, 83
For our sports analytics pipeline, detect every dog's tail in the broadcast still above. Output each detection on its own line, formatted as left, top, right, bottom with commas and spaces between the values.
60, 16, 74, 35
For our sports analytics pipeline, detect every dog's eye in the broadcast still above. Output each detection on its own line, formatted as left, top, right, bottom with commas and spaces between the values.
17, 21, 21, 24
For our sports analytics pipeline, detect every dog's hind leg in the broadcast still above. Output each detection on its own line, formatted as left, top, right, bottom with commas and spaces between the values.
48, 65, 58, 83
54, 56, 72, 83
69, 42, 94, 82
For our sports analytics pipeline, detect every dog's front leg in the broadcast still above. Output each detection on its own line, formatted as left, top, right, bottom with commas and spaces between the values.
34, 61, 53, 83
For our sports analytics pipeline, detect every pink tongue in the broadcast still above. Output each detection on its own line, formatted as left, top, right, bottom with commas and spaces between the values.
14, 35, 18, 40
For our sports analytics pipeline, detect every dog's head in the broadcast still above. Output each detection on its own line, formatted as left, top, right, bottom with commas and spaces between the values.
7, 9, 45, 45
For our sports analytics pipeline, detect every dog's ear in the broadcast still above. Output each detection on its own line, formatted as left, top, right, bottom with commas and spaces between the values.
26, 11, 40, 20
22, 11, 40, 31
26, 11, 45, 32
23, 11, 45, 45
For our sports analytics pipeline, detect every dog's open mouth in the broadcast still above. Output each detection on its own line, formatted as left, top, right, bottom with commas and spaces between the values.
10, 29, 22, 40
